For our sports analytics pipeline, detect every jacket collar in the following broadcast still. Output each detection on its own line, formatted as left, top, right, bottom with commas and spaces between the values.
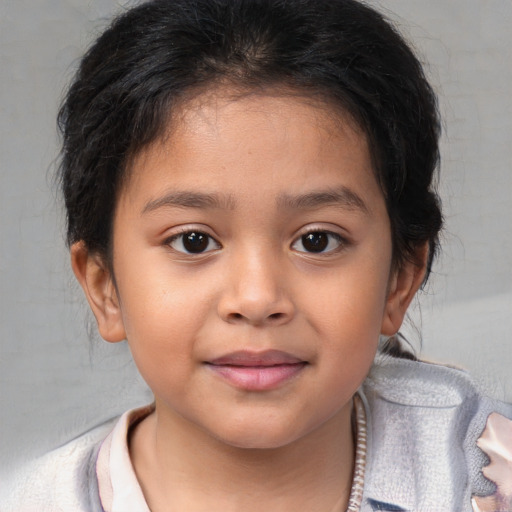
359, 356, 473, 512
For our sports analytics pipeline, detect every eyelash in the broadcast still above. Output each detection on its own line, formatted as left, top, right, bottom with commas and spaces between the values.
164, 228, 348, 256
165, 229, 221, 255
291, 229, 347, 255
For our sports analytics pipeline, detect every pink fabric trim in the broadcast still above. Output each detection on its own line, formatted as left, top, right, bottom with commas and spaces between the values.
96, 405, 154, 512
472, 413, 512, 512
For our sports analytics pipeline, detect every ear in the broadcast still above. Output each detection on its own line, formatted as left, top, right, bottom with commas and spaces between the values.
70, 242, 126, 343
381, 244, 429, 336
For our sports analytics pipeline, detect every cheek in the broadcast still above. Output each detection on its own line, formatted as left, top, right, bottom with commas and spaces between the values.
297, 255, 390, 379
114, 265, 216, 381
301, 261, 391, 333
115, 248, 210, 329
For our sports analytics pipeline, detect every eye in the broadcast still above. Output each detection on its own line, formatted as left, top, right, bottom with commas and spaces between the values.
291, 231, 345, 254
167, 231, 221, 254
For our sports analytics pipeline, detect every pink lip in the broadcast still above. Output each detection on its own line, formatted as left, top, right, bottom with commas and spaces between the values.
206, 350, 307, 391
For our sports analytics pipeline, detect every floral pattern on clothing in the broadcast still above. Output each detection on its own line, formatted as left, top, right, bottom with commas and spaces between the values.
472, 413, 512, 512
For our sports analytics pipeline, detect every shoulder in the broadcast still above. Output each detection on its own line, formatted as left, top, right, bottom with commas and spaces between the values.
366, 354, 479, 402
365, 354, 512, 419
1, 418, 117, 512
361, 355, 512, 511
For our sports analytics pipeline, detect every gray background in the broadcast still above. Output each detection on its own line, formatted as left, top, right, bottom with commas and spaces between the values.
1, 0, 511, 476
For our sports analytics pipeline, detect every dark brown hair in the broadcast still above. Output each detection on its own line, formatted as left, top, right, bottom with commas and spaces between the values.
59, 0, 443, 357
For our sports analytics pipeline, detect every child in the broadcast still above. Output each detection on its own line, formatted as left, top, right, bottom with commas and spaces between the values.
4, 0, 512, 511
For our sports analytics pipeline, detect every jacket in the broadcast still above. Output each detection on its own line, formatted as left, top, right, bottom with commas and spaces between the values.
3, 356, 511, 511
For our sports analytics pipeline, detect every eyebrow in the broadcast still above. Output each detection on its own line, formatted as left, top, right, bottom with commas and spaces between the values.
276, 186, 370, 214
141, 186, 369, 215
142, 191, 236, 214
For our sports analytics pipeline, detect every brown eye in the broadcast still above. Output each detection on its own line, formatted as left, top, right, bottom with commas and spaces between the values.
168, 231, 220, 254
302, 233, 328, 252
292, 231, 344, 254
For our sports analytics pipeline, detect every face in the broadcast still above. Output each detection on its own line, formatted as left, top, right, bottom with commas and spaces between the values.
75, 90, 419, 450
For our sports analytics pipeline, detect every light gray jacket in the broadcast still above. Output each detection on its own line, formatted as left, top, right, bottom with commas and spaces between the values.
3, 356, 511, 512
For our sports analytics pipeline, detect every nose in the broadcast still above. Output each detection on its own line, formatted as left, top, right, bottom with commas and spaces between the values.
217, 249, 295, 327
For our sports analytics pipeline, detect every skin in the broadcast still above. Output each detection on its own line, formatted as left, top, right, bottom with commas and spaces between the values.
72, 90, 427, 511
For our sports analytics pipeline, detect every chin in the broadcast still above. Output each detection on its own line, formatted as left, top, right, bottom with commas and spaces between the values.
218, 432, 299, 451
207, 416, 311, 451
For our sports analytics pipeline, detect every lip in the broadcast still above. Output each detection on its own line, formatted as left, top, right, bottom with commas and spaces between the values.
206, 350, 308, 391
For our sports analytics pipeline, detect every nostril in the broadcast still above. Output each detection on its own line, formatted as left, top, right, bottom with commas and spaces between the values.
226, 311, 286, 323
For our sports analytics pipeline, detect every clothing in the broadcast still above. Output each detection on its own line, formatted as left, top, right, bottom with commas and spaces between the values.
3, 356, 512, 512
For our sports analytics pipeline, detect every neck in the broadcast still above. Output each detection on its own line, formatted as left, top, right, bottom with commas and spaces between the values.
130, 401, 355, 512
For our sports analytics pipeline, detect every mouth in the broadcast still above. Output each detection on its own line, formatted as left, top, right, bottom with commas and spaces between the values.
205, 350, 308, 391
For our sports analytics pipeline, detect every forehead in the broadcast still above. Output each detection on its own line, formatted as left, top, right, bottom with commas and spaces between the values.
168, 87, 366, 156
121, 88, 381, 214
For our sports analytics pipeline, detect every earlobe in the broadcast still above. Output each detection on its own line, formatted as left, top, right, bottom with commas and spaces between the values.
70, 242, 126, 343
381, 244, 429, 336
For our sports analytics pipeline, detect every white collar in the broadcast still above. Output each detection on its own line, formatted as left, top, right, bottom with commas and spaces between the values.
96, 404, 154, 512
